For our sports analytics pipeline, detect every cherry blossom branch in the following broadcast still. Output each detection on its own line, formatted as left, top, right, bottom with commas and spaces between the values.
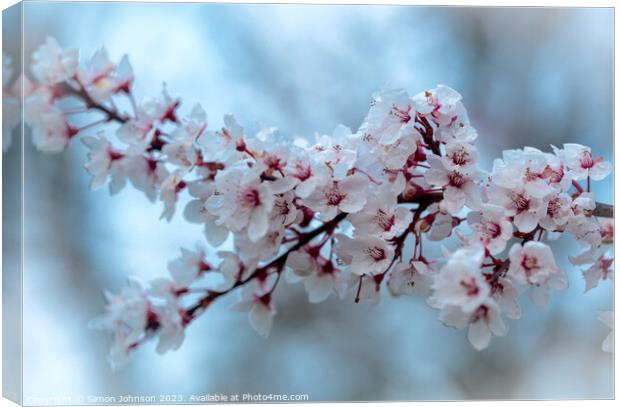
186, 211, 349, 318
4, 37, 613, 367
181, 192, 437, 313
49, 82, 618, 223
59, 81, 129, 124
188, 190, 443, 319
594, 202, 614, 218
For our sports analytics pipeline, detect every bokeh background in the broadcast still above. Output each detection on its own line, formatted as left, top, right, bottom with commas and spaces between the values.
2, 2, 614, 403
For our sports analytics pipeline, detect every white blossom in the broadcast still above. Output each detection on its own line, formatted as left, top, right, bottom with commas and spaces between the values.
81, 134, 125, 190
183, 180, 230, 247
438, 300, 507, 350
487, 184, 544, 233
310, 126, 357, 180
429, 245, 490, 313
206, 164, 293, 241
358, 88, 414, 145
78, 48, 133, 101
425, 153, 482, 214
559, 143, 612, 181
348, 183, 412, 239
582, 254, 613, 293
216, 251, 256, 290
426, 208, 455, 242
303, 173, 368, 221
387, 261, 433, 297
162, 132, 198, 168
411, 85, 468, 128
167, 246, 211, 287
467, 204, 513, 255
284, 148, 330, 198
286, 249, 347, 303
159, 170, 187, 221
31, 36, 78, 85
539, 192, 572, 231
336, 234, 395, 276
198, 114, 245, 164
148, 279, 187, 354
88, 279, 152, 369
507, 241, 567, 307
231, 277, 277, 337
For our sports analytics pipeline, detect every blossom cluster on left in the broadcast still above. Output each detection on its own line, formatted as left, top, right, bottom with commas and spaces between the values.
1, 37, 613, 369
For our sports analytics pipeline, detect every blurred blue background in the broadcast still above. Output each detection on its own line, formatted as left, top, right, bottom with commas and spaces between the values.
4, 2, 614, 402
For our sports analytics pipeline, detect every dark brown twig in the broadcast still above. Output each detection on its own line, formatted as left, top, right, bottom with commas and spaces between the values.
593, 202, 614, 218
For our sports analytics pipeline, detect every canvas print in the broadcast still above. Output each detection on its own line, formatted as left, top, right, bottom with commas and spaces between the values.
1, 1, 614, 404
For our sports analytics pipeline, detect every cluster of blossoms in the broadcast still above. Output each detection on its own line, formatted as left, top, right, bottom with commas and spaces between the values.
2, 37, 613, 368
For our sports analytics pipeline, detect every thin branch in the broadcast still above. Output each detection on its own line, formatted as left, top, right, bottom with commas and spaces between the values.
185, 191, 447, 319
186, 211, 348, 317
59, 82, 129, 124
594, 202, 614, 218
397, 191, 444, 206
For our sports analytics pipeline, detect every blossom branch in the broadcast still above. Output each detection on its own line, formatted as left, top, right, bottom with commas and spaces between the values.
186, 211, 349, 318
594, 202, 614, 218
3, 37, 613, 366
59, 81, 130, 124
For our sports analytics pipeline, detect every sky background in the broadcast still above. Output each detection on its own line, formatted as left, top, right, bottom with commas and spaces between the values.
2, 2, 614, 403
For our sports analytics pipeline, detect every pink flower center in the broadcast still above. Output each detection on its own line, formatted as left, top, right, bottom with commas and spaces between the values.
524, 168, 542, 182
469, 305, 489, 323
293, 162, 313, 181
145, 307, 160, 331
265, 154, 286, 171
375, 209, 396, 232
598, 257, 614, 278
108, 148, 124, 162
325, 184, 345, 206
579, 151, 594, 169
521, 255, 540, 276
146, 158, 158, 174
255, 292, 272, 308
484, 221, 502, 239
321, 261, 336, 276
448, 171, 466, 187
450, 147, 469, 166
542, 165, 564, 183
460, 278, 480, 297
425, 93, 440, 110
600, 223, 613, 242
241, 188, 261, 208
365, 246, 386, 262
546, 197, 562, 218
391, 104, 411, 123
511, 193, 530, 212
